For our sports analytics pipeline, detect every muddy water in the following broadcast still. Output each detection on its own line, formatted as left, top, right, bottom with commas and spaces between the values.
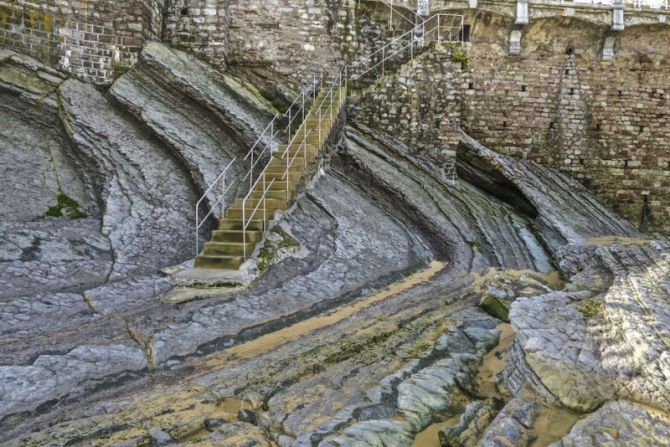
413, 414, 461, 447
530, 404, 581, 446
200, 261, 447, 369
478, 323, 515, 400
412, 323, 514, 447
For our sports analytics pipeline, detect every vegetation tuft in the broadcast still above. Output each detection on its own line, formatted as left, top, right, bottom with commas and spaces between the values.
38, 193, 87, 220
578, 299, 604, 318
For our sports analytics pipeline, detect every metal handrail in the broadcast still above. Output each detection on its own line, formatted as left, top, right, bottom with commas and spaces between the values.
349, 13, 464, 82
195, 158, 236, 256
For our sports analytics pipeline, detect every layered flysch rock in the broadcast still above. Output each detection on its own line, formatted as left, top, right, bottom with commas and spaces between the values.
551, 400, 670, 446
458, 131, 639, 254
2, 42, 669, 447
0, 50, 96, 223
109, 42, 280, 211
508, 240, 670, 412
59, 79, 198, 277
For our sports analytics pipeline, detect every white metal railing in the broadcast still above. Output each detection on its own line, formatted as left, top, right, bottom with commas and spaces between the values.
195, 158, 235, 255
349, 13, 464, 83
529, 0, 668, 8
241, 72, 325, 192
194, 72, 326, 257
240, 68, 348, 260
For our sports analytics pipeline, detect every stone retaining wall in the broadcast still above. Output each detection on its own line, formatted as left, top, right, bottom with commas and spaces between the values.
350, 46, 465, 181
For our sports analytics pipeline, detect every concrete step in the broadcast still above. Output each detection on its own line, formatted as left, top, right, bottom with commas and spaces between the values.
249, 180, 293, 192
263, 170, 307, 183
204, 241, 257, 257
233, 197, 288, 210
248, 189, 290, 201
219, 218, 269, 231
269, 157, 307, 169
195, 255, 244, 270
226, 207, 276, 220
211, 229, 263, 243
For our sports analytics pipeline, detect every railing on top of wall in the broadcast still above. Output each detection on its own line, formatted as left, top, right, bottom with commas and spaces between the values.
349, 13, 465, 85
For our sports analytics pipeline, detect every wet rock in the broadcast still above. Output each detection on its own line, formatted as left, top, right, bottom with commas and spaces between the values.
238, 408, 258, 425
476, 398, 539, 446
149, 428, 176, 446
439, 399, 503, 447
552, 400, 670, 447
195, 421, 271, 446
203, 418, 227, 431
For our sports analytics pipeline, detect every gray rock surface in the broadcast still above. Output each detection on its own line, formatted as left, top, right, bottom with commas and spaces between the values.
59, 79, 198, 277
507, 240, 670, 412
439, 399, 502, 447
0, 219, 113, 299
0, 50, 96, 223
551, 400, 670, 447
476, 398, 539, 446
110, 42, 280, 212
1, 46, 668, 447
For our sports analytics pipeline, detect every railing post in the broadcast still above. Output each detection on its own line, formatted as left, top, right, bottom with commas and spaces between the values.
410, 29, 414, 59
250, 151, 254, 190
313, 75, 317, 102
288, 108, 292, 142
242, 203, 246, 260
382, 47, 385, 77
221, 174, 226, 217
263, 174, 266, 232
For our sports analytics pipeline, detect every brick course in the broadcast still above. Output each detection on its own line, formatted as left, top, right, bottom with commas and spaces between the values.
0, 0, 163, 84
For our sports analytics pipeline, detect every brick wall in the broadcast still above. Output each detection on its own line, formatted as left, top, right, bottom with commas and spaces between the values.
460, 16, 670, 235
0, 0, 163, 84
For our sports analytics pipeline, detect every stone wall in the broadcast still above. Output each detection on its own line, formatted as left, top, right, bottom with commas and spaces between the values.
460, 12, 670, 234
350, 46, 464, 181
227, 0, 356, 91
0, 0, 163, 84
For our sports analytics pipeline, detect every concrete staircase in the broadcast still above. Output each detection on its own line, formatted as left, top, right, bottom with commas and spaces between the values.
195, 87, 345, 269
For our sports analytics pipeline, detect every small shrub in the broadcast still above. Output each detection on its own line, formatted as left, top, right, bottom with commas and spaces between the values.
451, 51, 469, 69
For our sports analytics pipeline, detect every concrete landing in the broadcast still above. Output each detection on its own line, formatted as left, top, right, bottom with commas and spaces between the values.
160, 260, 256, 304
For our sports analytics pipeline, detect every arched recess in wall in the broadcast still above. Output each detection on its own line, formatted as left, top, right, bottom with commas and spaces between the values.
466, 10, 515, 57
522, 17, 608, 60
430, 8, 513, 56
615, 24, 670, 66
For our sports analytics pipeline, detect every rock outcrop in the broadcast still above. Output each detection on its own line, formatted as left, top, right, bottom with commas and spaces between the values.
1, 43, 669, 447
